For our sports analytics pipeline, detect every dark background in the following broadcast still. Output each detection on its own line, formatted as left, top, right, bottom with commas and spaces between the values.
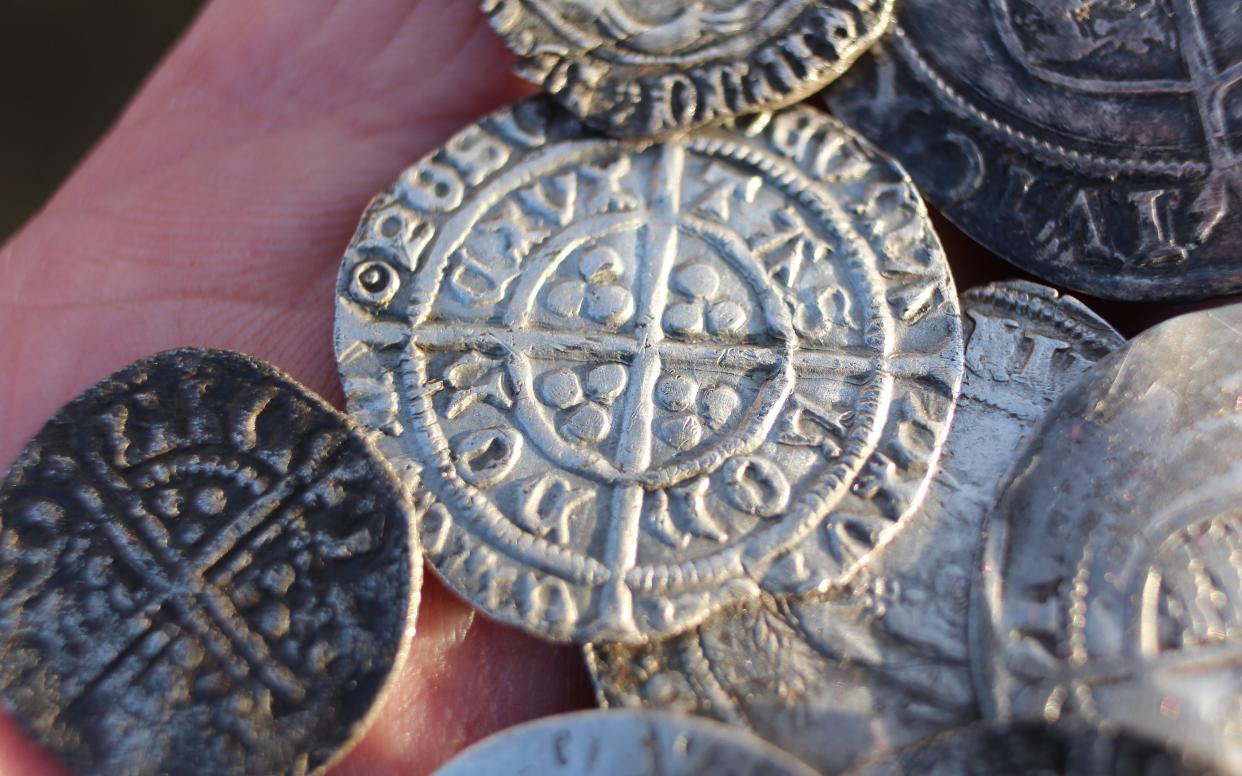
0, 1, 205, 241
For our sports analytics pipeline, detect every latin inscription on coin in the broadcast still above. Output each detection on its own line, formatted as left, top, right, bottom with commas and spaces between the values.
977, 303, 1242, 773
335, 98, 963, 643
0, 349, 418, 776
586, 281, 1122, 771
827, 0, 1242, 301
434, 709, 820, 776
484, 0, 895, 137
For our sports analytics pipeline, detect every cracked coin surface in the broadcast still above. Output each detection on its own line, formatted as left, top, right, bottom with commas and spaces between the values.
434, 709, 819, 776
827, 0, 1242, 301
587, 280, 1123, 772
484, 0, 894, 137
335, 98, 963, 643
976, 303, 1242, 774
0, 349, 419, 776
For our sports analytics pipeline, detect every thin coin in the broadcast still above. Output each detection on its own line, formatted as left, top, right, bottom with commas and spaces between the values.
433, 709, 819, 775
0, 349, 419, 776
587, 280, 1123, 772
976, 303, 1242, 773
827, 0, 1242, 301
484, 0, 894, 137
335, 98, 963, 643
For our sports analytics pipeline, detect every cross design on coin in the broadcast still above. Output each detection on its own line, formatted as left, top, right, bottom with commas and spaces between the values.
336, 101, 963, 642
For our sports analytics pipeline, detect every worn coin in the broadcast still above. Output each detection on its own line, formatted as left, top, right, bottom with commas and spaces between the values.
976, 303, 1242, 773
484, 0, 894, 138
587, 280, 1122, 771
335, 98, 963, 643
0, 349, 419, 775
827, 0, 1242, 301
433, 709, 819, 775
843, 723, 1213, 776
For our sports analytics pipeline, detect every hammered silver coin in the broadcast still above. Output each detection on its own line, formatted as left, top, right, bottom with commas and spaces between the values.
335, 97, 963, 644
843, 723, 1214, 776
433, 709, 819, 775
976, 303, 1242, 773
586, 280, 1122, 771
0, 349, 419, 776
826, 0, 1242, 302
484, 0, 894, 138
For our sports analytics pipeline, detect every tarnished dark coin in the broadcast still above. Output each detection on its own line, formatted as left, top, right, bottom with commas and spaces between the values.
335, 97, 963, 644
0, 349, 419, 776
433, 709, 819, 775
843, 723, 1214, 776
827, 1, 1242, 301
976, 303, 1242, 773
484, 0, 894, 137
586, 280, 1121, 772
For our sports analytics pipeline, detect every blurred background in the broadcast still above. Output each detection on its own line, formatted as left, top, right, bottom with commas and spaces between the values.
0, 1, 205, 242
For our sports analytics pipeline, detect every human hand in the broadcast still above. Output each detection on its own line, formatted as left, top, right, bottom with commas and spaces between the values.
0, 2, 593, 773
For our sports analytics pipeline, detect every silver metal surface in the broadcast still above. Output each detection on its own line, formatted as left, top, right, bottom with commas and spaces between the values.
827, 0, 1242, 301
976, 302, 1242, 774
587, 280, 1123, 772
484, 0, 894, 137
843, 723, 1212, 776
433, 709, 819, 775
335, 98, 963, 644
0, 349, 419, 776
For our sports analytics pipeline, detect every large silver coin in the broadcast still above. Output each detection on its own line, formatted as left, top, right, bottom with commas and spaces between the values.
335, 98, 963, 643
844, 723, 1213, 776
827, 1, 1242, 302
0, 349, 419, 775
587, 280, 1123, 772
433, 709, 819, 775
976, 303, 1242, 773
484, 0, 894, 138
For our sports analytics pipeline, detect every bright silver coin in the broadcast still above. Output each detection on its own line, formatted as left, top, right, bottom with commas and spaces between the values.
484, 0, 894, 137
335, 98, 963, 643
976, 302, 1242, 774
433, 709, 819, 776
587, 281, 1123, 772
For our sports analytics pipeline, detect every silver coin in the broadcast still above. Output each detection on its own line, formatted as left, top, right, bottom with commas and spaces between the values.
976, 303, 1242, 773
484, 0, 894, 138
843, 723, 1214, 776
433, 709, 819, 775
826, 1, 1242, 302
0, 349, 419, 776
587, 280, 1123, 772
335, 98, 963, 643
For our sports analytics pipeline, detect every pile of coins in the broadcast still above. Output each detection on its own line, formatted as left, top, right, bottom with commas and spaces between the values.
1, 1, 1239, 774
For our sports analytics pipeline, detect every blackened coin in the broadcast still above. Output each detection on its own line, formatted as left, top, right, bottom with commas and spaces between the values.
0, 349, 419, 776
827, 0, 1242, 302
484, 0, 894, 138
976, 303, 1242, 773
433, 709, 819, 775
843, 723, 1215, 776
586, 280, 1123, 772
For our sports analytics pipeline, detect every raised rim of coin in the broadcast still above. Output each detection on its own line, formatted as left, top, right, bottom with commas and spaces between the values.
335, 97, 963, 644
0, 348, 420, 776
485, 0, 896, 138
433, 709, 821, 775
972, 305, 1242, 773
585, 280, 1124, 773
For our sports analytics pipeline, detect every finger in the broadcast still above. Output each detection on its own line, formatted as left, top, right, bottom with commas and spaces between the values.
0, 2, 591, 775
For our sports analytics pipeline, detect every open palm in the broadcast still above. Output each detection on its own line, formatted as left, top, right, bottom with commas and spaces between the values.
0, 2, 592, 773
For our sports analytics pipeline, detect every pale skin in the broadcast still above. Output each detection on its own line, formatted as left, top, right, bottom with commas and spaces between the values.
0, 1, 1223, 774
0, 2, 591, 774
